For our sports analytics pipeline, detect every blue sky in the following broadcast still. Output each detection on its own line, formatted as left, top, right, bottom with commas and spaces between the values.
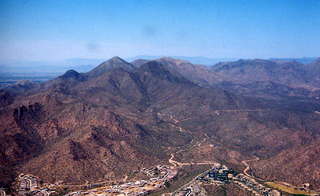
0, 0, 319, 62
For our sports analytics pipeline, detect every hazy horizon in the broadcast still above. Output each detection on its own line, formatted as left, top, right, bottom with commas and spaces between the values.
1, 0, 319, 64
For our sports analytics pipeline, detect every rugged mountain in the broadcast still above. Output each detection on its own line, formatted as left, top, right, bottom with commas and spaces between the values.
154, 57, 221, 87
0, 57, 241, 185
211, 59, 312, 88
0, 80, 40, 107
1, 57, 320, 190
132, 57, 223, 87
251, 139, 320, 189
0, 90, 14, 107
127, 55, 237, 65
138, 58, 320, 99
137, 57, 320, 104
132, 57, 320, 91
215, 81, 320, 113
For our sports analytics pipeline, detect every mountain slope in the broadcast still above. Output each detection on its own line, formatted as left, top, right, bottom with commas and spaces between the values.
0, 58, 241, 185
211, 59, 311, 88
0, 57, 320, 190
252, 140, 320, 189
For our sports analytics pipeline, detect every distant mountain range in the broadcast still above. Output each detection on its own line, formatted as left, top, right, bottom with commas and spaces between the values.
127, 55, 238, 65
270, 57, 317, 64
129, 56, 319, 65
0, 59, 102, 74
0, 56, 317, 75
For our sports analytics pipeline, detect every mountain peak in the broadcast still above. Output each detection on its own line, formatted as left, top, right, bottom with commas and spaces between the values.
87, 56, 134, 77
62, 69, 79, 76
110, 56, 126, 62
59, 69, 82, 79
57, 70, 86, 83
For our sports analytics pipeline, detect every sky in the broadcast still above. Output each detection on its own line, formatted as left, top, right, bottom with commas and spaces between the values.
0, 0, 319, 63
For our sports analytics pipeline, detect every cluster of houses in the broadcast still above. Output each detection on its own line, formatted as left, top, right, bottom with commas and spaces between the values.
196, 164, 281, 196
16, 174, 55, 196
18, 174, 40, 192
197, 163, 237, 184
66, 165, 178, 196
234, 174, 280, 196
174, 183, 202, 196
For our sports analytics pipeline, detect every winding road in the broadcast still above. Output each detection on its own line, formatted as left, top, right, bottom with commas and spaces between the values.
241, 157, 265, 182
